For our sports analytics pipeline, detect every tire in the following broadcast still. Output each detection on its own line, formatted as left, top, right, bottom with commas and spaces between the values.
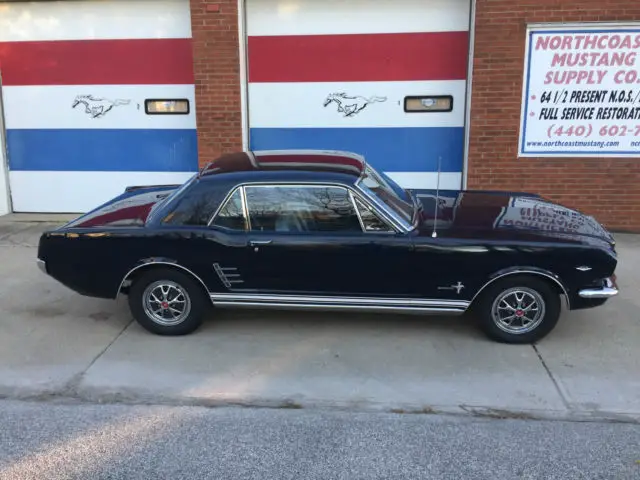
127, 267, 210, 336
474, 275, 561, 344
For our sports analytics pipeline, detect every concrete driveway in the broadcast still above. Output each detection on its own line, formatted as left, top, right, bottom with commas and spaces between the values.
1, 217, 638, 421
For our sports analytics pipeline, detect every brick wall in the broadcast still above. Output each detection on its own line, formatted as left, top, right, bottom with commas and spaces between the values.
468, 0, 640, 232
190, 0, 243, 167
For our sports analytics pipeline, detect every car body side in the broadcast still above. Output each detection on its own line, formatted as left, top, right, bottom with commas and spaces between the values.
37, 168, 618, 314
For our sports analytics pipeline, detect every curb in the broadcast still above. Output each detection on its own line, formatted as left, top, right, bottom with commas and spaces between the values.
1, 385, 639, 425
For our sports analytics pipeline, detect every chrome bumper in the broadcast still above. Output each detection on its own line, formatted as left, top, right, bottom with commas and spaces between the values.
578, 277, 618, 299
36, 258, 47, 274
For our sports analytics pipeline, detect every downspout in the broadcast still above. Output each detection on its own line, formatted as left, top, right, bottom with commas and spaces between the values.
462, 0, 477, 191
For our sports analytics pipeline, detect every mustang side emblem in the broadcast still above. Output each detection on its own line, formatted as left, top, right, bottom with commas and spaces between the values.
438, 282, 465, 294
72, 95, 133, 118
323, 92, 387, 117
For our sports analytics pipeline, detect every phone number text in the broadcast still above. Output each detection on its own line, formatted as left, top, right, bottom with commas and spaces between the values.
546, 124, 640, 139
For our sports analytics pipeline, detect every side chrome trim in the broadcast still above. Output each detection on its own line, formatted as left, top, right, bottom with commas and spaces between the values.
578, 277, 619, 299
117, 261, 212, 303
470, 269, 571, 309
210, 293, 469, 314
349, 189, 366, 232
212, 301, 465, 315
354, 183, 413, 233
239, 185, 251, 230
213, 263, 244, 289
207, 185, 243, 227
348, 189, 395, 234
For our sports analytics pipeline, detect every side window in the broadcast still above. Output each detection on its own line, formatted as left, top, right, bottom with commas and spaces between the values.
244, 185, 361, 233
353, 197, 393, 232
211, 188, 246, 231
162, 182, 224, 226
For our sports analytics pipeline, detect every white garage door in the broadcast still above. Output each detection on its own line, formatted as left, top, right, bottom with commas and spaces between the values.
245, 0, 471, 190
0, 0, 198, 213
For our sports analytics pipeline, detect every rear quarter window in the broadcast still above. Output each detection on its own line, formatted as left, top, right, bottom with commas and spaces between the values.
161, 181, 229, 226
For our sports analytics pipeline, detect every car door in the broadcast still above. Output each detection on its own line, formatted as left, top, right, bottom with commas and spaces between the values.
211, 183, 417, 298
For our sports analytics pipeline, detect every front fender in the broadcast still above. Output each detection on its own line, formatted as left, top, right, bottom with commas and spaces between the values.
469, 266, 570, 309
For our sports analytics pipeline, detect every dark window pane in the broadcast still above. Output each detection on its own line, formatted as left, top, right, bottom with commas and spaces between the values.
162, 181, 227, 226
354, 197, 392, 232
212, 189, 245, 231
245, 186, 361, 233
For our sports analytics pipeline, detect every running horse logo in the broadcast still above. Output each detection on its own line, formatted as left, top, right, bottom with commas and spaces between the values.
323, 92, 387, 117
72, 95, 132, 118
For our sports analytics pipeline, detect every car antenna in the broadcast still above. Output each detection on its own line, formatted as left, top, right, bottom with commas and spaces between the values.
431, 156, 441, 238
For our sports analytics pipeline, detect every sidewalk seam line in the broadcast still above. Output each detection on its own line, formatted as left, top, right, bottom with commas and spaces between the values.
70, 319, 134, 392
532, 344, 572, 411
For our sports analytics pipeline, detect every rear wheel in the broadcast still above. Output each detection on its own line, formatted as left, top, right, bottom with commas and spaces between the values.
128, 268, 210, 335
474, 275, 561, 344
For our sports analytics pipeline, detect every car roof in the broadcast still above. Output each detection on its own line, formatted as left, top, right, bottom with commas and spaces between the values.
198, 150, 366, 180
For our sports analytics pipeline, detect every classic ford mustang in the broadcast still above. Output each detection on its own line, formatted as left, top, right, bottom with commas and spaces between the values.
37, 150, 619, 343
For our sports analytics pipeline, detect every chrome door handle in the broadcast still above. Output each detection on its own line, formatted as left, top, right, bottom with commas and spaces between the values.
249, 240, 272, 246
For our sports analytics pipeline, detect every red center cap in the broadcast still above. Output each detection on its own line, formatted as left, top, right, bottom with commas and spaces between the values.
515, 309, 524, 317
162, 301, 169, 309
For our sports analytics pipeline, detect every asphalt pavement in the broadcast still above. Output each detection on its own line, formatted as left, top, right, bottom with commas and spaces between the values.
0, 400, 638, 480
0, 217, 639, 422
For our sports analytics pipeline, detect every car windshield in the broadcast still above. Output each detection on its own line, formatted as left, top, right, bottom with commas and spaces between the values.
356, 165, 415, 225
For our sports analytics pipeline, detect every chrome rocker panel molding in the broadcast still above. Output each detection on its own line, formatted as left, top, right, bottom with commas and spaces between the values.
210, 293, 470, 315
578, 277, 619, 299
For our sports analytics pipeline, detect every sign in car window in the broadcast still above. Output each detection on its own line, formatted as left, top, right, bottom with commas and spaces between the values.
519, 24, 640, 157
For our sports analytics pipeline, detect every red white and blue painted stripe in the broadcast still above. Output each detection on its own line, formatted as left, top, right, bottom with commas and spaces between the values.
245, 0, 471, 190
0, 0, 197, 212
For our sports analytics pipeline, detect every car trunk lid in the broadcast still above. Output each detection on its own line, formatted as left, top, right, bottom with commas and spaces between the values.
60, 185, 180, 229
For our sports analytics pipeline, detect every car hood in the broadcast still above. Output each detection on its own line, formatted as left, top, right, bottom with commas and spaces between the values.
408, 189, 616, 246
61, 185, 181, 229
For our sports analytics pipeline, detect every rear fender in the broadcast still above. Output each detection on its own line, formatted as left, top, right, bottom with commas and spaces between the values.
117, 257, 212, 301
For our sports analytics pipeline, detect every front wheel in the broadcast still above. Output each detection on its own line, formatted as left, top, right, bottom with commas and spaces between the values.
474, 275, 561, 344
128, 268, 211, 335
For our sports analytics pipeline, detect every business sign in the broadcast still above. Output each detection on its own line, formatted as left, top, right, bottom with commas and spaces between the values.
519, 24, 640, 157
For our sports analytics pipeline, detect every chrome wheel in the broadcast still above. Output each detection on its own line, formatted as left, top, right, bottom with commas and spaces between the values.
142, 280, 191, 326
491, 287, 545, 335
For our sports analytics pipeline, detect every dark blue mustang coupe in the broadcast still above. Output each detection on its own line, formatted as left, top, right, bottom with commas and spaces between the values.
36, 150, 619, 344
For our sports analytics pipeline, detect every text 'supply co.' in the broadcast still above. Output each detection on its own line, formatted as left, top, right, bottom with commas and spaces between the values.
537, 34, 640, 86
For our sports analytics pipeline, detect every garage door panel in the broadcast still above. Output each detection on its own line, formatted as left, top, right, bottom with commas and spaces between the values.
246, 0, 471, 190
6, 129, 197, 172
247, 0, 470, 36
0, 38, 194, 87
248, 80, 467, 129
8, 171, 195, 214
247, 31, 469, 83
4, 85, 195, 130
250, 128, 464, 173
0, 0, 196, 213
0, 0, 191, 42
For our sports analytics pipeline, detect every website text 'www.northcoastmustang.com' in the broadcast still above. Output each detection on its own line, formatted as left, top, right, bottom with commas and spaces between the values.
526, 140, 629, 148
